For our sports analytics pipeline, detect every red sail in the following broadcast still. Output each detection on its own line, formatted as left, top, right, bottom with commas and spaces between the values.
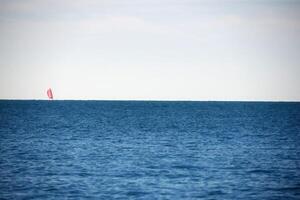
47, 88, 53, 99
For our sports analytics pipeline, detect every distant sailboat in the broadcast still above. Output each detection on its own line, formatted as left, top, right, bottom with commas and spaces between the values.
47, 88, 53, 100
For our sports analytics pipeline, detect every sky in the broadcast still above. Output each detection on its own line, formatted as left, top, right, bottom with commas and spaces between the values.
0, 0, 300, 101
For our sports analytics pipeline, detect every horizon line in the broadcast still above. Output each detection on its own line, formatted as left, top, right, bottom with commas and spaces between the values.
0, 99, 299, 103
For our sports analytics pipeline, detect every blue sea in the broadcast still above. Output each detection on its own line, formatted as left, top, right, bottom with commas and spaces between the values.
0, 100, 300, 199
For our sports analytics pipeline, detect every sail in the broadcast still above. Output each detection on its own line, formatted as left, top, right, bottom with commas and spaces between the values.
47, 88, 53, 100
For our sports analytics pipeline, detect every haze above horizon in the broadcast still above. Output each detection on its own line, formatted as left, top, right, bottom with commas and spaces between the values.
1, 0, 300, 101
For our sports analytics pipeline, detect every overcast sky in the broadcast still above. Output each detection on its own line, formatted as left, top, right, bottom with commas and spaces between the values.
0, 0, 299, 100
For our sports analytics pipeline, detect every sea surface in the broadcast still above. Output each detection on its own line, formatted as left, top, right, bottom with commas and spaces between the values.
0, 100, 300, 199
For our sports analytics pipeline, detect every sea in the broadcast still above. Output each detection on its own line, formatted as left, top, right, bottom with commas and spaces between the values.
0, 100, 300, 199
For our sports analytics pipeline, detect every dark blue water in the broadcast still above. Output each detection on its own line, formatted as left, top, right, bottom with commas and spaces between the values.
0, 101, 300, 199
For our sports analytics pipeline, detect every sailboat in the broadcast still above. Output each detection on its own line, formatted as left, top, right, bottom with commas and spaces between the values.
47, 88, 53, 100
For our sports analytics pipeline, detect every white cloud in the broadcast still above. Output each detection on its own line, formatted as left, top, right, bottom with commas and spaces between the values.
0, 0, 300, 100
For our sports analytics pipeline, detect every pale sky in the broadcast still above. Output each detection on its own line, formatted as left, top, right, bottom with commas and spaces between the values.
0, 0, 300, 100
